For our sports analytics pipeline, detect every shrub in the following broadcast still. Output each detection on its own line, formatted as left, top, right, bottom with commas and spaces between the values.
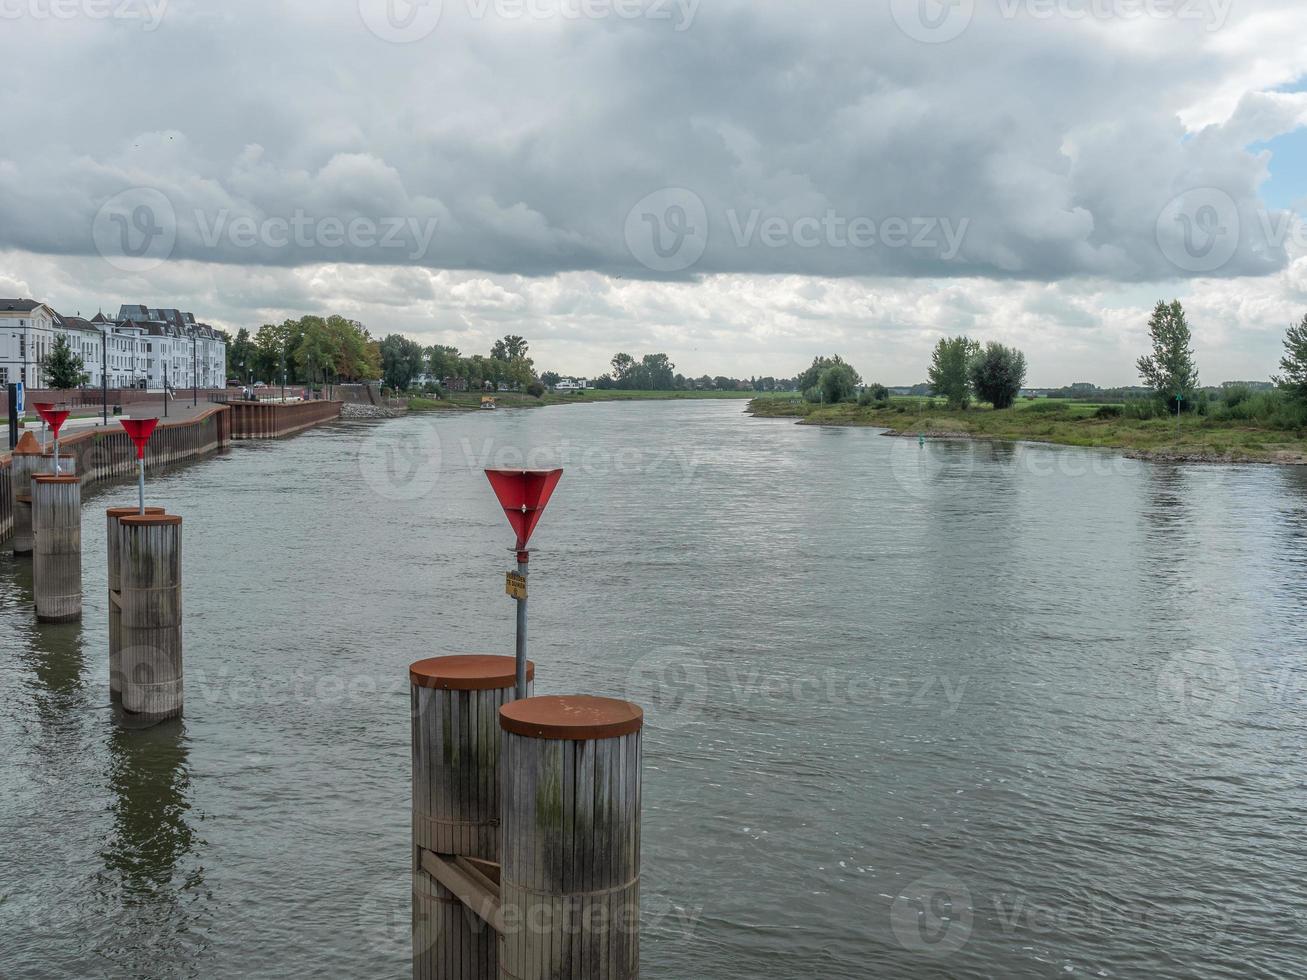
527, 382, 546, 398
1025, 400, 1071, 414
1094, 405, 1123, 419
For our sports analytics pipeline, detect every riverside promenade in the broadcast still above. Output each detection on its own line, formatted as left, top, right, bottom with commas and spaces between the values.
0, 397, 343, 544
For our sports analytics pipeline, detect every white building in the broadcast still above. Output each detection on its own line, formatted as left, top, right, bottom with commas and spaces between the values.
0, 299, 57, 389
0, 298, 228, 391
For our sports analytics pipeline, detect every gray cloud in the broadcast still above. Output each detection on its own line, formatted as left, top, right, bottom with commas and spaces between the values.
0, 0, 1304, 282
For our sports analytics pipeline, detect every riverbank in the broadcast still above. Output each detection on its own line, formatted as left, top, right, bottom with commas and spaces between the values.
748, 396, 1307, 465
408, 389, 758, 412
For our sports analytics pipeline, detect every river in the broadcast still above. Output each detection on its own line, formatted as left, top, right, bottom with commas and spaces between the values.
2, 400, 1306, 978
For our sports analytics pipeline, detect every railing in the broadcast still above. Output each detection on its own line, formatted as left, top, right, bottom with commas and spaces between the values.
1, 388, 234, 416
0, 407, 232, 545
222, 399, 343, 439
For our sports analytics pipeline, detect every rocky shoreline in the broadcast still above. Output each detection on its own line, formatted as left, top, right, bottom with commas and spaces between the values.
340, 403, 406, 420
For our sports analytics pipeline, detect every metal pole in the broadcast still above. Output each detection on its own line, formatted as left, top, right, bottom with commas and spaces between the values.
515, 550, 529, 700
102, 332, 108, 427
138, 457, 145, 516
6, 384, 16, 450
193, 334, 198, 407
164, 362, 169, 419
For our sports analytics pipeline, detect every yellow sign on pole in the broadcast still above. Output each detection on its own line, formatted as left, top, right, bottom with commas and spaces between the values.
506, 571, 527, 600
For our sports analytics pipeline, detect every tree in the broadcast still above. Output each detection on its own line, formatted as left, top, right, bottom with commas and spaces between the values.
968, 342, 1027, 409
611, 353, 636, 387
294, 317, 335, 386
798, 355, 854, 393
491, 335, 529, 361
43, 334, 89, 389
1274, 314, 1307, 402
640, 353, 676, 390
428, 345, 462, 382
379, 334, 427, 391
540, 370, 561, 387
228, 327, 256, 381
1137, 300, 1199, 411
928, 336, 979, 409
818, 362, 861, 403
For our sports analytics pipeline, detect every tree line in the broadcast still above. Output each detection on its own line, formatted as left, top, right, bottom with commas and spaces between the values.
228, 315, 380, 386
797, 300, 1307, 426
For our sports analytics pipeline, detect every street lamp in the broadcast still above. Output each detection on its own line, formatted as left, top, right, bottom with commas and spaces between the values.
192, 331, 198, 407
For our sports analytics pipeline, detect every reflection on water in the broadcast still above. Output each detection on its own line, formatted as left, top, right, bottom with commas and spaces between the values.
93, 716, 203, 975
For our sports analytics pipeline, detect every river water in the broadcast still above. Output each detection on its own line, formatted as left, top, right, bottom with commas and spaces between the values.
2, 400, 1306, 978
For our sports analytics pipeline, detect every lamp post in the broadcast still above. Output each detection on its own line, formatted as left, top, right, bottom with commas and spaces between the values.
163, 361, 169, 419
192, 332, 198, 407
101, 329, 108, 427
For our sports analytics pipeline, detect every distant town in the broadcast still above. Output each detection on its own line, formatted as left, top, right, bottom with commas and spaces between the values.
0, 300, 227, 391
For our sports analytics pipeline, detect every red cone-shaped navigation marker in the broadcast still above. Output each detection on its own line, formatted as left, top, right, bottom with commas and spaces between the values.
120, 418, 160, 514
485, 468, 564, 551
120, 418, 159, 459
34, 404, 71, 473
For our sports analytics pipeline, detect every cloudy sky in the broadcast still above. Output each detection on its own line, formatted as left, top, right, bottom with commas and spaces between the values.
2, 0, 1306, 384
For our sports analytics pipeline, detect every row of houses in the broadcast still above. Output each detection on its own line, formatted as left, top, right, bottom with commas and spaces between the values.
0, 300, 227, 391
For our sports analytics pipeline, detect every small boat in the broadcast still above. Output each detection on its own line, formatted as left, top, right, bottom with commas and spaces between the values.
480, 396, 497, 410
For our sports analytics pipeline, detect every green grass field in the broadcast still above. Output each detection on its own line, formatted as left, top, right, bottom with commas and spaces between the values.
748, 396, 1307, 464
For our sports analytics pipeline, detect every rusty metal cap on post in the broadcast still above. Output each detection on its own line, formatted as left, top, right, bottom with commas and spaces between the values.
12, 432, 42, 455
410, 655, 534, 691
32, 474, 79, 484
120, 514, 182, 526
499, 695, 644, 741
107, 506, 166, 519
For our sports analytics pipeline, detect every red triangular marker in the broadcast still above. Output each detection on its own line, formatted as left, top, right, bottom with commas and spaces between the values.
36, 406, 70, 439
120, 418, 159, 460
485, 469, 563, 550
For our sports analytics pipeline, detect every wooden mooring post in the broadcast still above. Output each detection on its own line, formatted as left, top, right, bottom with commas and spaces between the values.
10, 433, 46, 556
117, 514, 183, 721
497, 696, 643, 980
411, 655, 534, 980
31, 474, 82, 623
106, 506, 166, 699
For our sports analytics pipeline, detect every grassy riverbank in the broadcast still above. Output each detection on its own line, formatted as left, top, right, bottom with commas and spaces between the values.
749, 396, 1307, 464
411, 389, 757, 411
